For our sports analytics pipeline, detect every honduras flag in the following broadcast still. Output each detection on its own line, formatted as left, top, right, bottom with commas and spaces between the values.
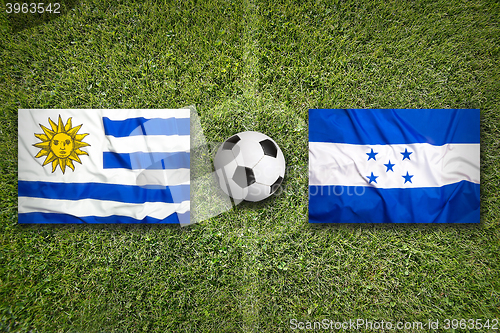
18, 109, 190, 224
309, 109, 480, 223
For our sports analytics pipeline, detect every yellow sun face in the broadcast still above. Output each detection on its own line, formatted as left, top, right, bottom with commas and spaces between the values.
50, 132, 74, 158
33, 115, 90, 174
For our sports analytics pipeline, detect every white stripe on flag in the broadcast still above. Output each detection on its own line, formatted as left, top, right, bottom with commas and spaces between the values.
18, 197, 190, 220
18, 167, 190, 187
309, 142, 480, 188
104, 135, 190, 153
102, 109, 190, 120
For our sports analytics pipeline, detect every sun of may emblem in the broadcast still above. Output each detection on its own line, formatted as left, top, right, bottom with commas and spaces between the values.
33, 115, 90, 174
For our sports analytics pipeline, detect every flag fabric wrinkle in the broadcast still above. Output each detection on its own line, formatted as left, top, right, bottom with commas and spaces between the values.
308, 109, 480, 224
18, 109, 190, 224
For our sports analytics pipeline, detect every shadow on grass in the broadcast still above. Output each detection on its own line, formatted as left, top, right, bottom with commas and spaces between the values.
15, 223, 187, 234
308, 222, 483, 234
5, 0, 79, 33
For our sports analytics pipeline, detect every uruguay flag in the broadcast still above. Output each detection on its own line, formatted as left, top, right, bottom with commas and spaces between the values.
309, 109, 480, 223
18, 109, 190, 224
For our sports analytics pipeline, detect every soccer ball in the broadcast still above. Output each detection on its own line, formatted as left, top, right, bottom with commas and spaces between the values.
214, 131, 285, 202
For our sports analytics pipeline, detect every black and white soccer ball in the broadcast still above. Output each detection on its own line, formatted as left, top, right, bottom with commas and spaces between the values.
214, 131, 285, 202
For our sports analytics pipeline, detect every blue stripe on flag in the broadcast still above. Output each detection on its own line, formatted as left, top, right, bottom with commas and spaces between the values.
309, 109, 480, 145
18, 211, 189, 224
308, 180, 480, 223
103, 117, 190, 137
103, 152, 190, 170
18, 181, 190, 204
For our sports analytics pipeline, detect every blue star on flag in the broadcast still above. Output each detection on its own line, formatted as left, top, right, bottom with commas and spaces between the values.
366, 172, 378, 184
384, 160, 395, 172
401, 148, 412, 160
366, 148, 378, 161
402, 171, 414, 184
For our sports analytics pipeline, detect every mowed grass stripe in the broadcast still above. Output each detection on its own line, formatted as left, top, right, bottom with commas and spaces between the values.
238, 0, 262, 330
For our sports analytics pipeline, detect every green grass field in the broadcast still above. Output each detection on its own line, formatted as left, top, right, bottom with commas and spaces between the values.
1, 0, 499, 331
